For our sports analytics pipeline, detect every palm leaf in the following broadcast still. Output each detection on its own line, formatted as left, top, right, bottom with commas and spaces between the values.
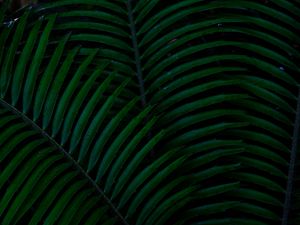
1, 0, 300, 224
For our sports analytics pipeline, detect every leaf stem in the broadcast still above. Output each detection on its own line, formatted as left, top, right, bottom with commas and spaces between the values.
0, 98, 130, 225
282, 88, 300, 225
126, 0, 147, 107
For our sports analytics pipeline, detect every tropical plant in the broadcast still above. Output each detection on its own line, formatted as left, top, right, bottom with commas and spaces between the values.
0, 0, 300, 224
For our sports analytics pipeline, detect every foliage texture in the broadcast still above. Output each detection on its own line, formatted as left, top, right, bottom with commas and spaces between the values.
0, 0, 300, 224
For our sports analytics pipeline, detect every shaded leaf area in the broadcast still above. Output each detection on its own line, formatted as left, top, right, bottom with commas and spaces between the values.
0, 107, 118, 225
0, 0, 300, 224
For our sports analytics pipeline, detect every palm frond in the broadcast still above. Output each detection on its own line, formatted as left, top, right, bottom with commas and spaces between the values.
1, 0, 300, 224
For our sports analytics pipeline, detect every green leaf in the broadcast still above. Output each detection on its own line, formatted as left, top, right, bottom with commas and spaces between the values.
23, 14, 56, 113
1, 1, 300, 224
43, 46, 80, 129
11, 19, 43, 106
0, 11, 29, 97
33, 33, 71, 120
51, 48, 98, 136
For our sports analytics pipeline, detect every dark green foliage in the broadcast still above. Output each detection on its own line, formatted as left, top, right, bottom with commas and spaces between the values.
0, 0, 300, 224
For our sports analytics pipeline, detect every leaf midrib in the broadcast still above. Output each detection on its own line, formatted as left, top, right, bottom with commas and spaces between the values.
0, 98, 130, 225
282, 88, 300, 225
127, 0, 147, 107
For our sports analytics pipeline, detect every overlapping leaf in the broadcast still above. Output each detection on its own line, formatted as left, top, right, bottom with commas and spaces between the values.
1, 0, 300, 224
